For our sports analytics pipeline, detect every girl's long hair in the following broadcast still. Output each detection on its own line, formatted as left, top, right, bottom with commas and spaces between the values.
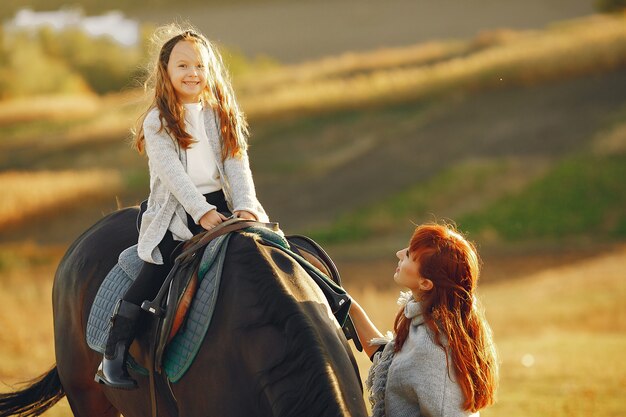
393, 223, 498, 412
133, 24, 248, 161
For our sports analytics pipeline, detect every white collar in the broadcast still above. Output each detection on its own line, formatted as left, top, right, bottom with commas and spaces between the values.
398, 291, 425, 326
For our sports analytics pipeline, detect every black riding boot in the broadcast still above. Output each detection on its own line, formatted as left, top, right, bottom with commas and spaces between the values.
94, 299, 142, 390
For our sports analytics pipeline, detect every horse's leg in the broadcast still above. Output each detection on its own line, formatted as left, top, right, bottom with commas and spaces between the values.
55, 297, 120, 417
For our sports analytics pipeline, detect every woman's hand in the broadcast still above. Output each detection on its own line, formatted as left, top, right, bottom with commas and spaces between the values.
199, 209, 228, 230
234, 210, 257, 221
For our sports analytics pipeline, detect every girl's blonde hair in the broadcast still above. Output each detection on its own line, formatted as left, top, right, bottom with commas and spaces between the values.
393, 223, 499, 412
133, 24, 248, 161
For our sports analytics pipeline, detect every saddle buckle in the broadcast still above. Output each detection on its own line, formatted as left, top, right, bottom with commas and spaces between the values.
141, 300, 165, 317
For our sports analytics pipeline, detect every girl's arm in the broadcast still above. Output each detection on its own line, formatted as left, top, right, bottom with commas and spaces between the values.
349, 297, 385, 358
223, 150, 268, 222
144, 111, 214, 223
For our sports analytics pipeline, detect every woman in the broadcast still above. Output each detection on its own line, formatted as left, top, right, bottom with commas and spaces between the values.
349, 223, 498, 416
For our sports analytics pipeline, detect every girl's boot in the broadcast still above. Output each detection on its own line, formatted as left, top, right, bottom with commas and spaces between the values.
94, 299, 142, 390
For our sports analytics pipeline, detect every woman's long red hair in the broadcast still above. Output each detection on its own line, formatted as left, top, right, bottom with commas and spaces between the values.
393, 223, 498, 412
133, 25, 248, 161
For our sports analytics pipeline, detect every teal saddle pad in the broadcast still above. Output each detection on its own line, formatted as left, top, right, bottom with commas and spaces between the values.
86, 233, 234, 382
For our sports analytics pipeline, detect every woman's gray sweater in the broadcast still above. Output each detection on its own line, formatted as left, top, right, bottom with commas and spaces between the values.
369, 298, 477, 417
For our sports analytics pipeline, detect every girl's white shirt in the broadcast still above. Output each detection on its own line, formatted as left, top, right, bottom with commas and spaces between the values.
184, 102, 222, 194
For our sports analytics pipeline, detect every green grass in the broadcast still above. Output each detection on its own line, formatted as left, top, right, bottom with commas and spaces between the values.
307, 157, 548, 244
308, 144, 626, 246
460, 152, 626, 241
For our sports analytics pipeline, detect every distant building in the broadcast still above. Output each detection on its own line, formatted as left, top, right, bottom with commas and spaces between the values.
4, 8, 139, 46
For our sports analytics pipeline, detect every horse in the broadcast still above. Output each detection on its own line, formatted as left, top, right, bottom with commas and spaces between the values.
0, 207, 367, 417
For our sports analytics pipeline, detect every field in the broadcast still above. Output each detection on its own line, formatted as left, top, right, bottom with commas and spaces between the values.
1, 242, 624, 416
1, 9, 626, 417
346, 245, 626, 417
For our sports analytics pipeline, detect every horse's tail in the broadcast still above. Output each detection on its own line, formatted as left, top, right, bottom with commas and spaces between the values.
0, 366, 65, 417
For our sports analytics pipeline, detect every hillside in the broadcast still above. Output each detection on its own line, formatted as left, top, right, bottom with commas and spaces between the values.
254, 69, 626, 232
1, 1, 595, 63
0, 13, 625, 258
2, 68, 624, 253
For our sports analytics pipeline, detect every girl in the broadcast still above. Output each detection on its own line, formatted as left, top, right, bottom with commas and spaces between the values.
349, 223, 498, 416
95, 26, 268, 389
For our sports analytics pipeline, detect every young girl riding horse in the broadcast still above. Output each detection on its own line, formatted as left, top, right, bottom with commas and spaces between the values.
95, 26, 268, 390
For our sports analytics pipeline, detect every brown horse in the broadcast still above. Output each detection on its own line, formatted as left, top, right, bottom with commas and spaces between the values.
0, 208, 367, 417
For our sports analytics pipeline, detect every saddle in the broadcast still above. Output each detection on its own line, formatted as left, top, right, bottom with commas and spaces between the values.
150, 223, 362, 370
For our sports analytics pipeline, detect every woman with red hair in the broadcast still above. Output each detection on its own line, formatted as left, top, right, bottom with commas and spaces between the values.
349, 223, 498, 416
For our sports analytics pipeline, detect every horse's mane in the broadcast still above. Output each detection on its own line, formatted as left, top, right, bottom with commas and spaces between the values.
227, 233, 351, 417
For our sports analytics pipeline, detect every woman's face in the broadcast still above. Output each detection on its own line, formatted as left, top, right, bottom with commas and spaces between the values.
393, 248, 433, 296
167, 40, 208, 104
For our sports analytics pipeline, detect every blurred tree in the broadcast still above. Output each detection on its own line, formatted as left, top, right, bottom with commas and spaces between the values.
42, 28, 142, 94
595, 0, 626, 12
0, 31, 89, 98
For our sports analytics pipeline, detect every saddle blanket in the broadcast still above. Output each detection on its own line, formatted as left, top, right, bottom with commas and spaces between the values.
86, 233, 233, 382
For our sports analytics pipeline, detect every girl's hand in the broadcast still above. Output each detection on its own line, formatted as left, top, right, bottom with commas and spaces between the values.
199, 209, 228, 230
234, 210, 257, 221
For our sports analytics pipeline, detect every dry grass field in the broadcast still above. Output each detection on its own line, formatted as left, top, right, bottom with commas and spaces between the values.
1, 14, 624, 136
2, 13, 624, 240
0, 170, 122, 230
345, 245, 626, 417
1, 243, 624, 416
